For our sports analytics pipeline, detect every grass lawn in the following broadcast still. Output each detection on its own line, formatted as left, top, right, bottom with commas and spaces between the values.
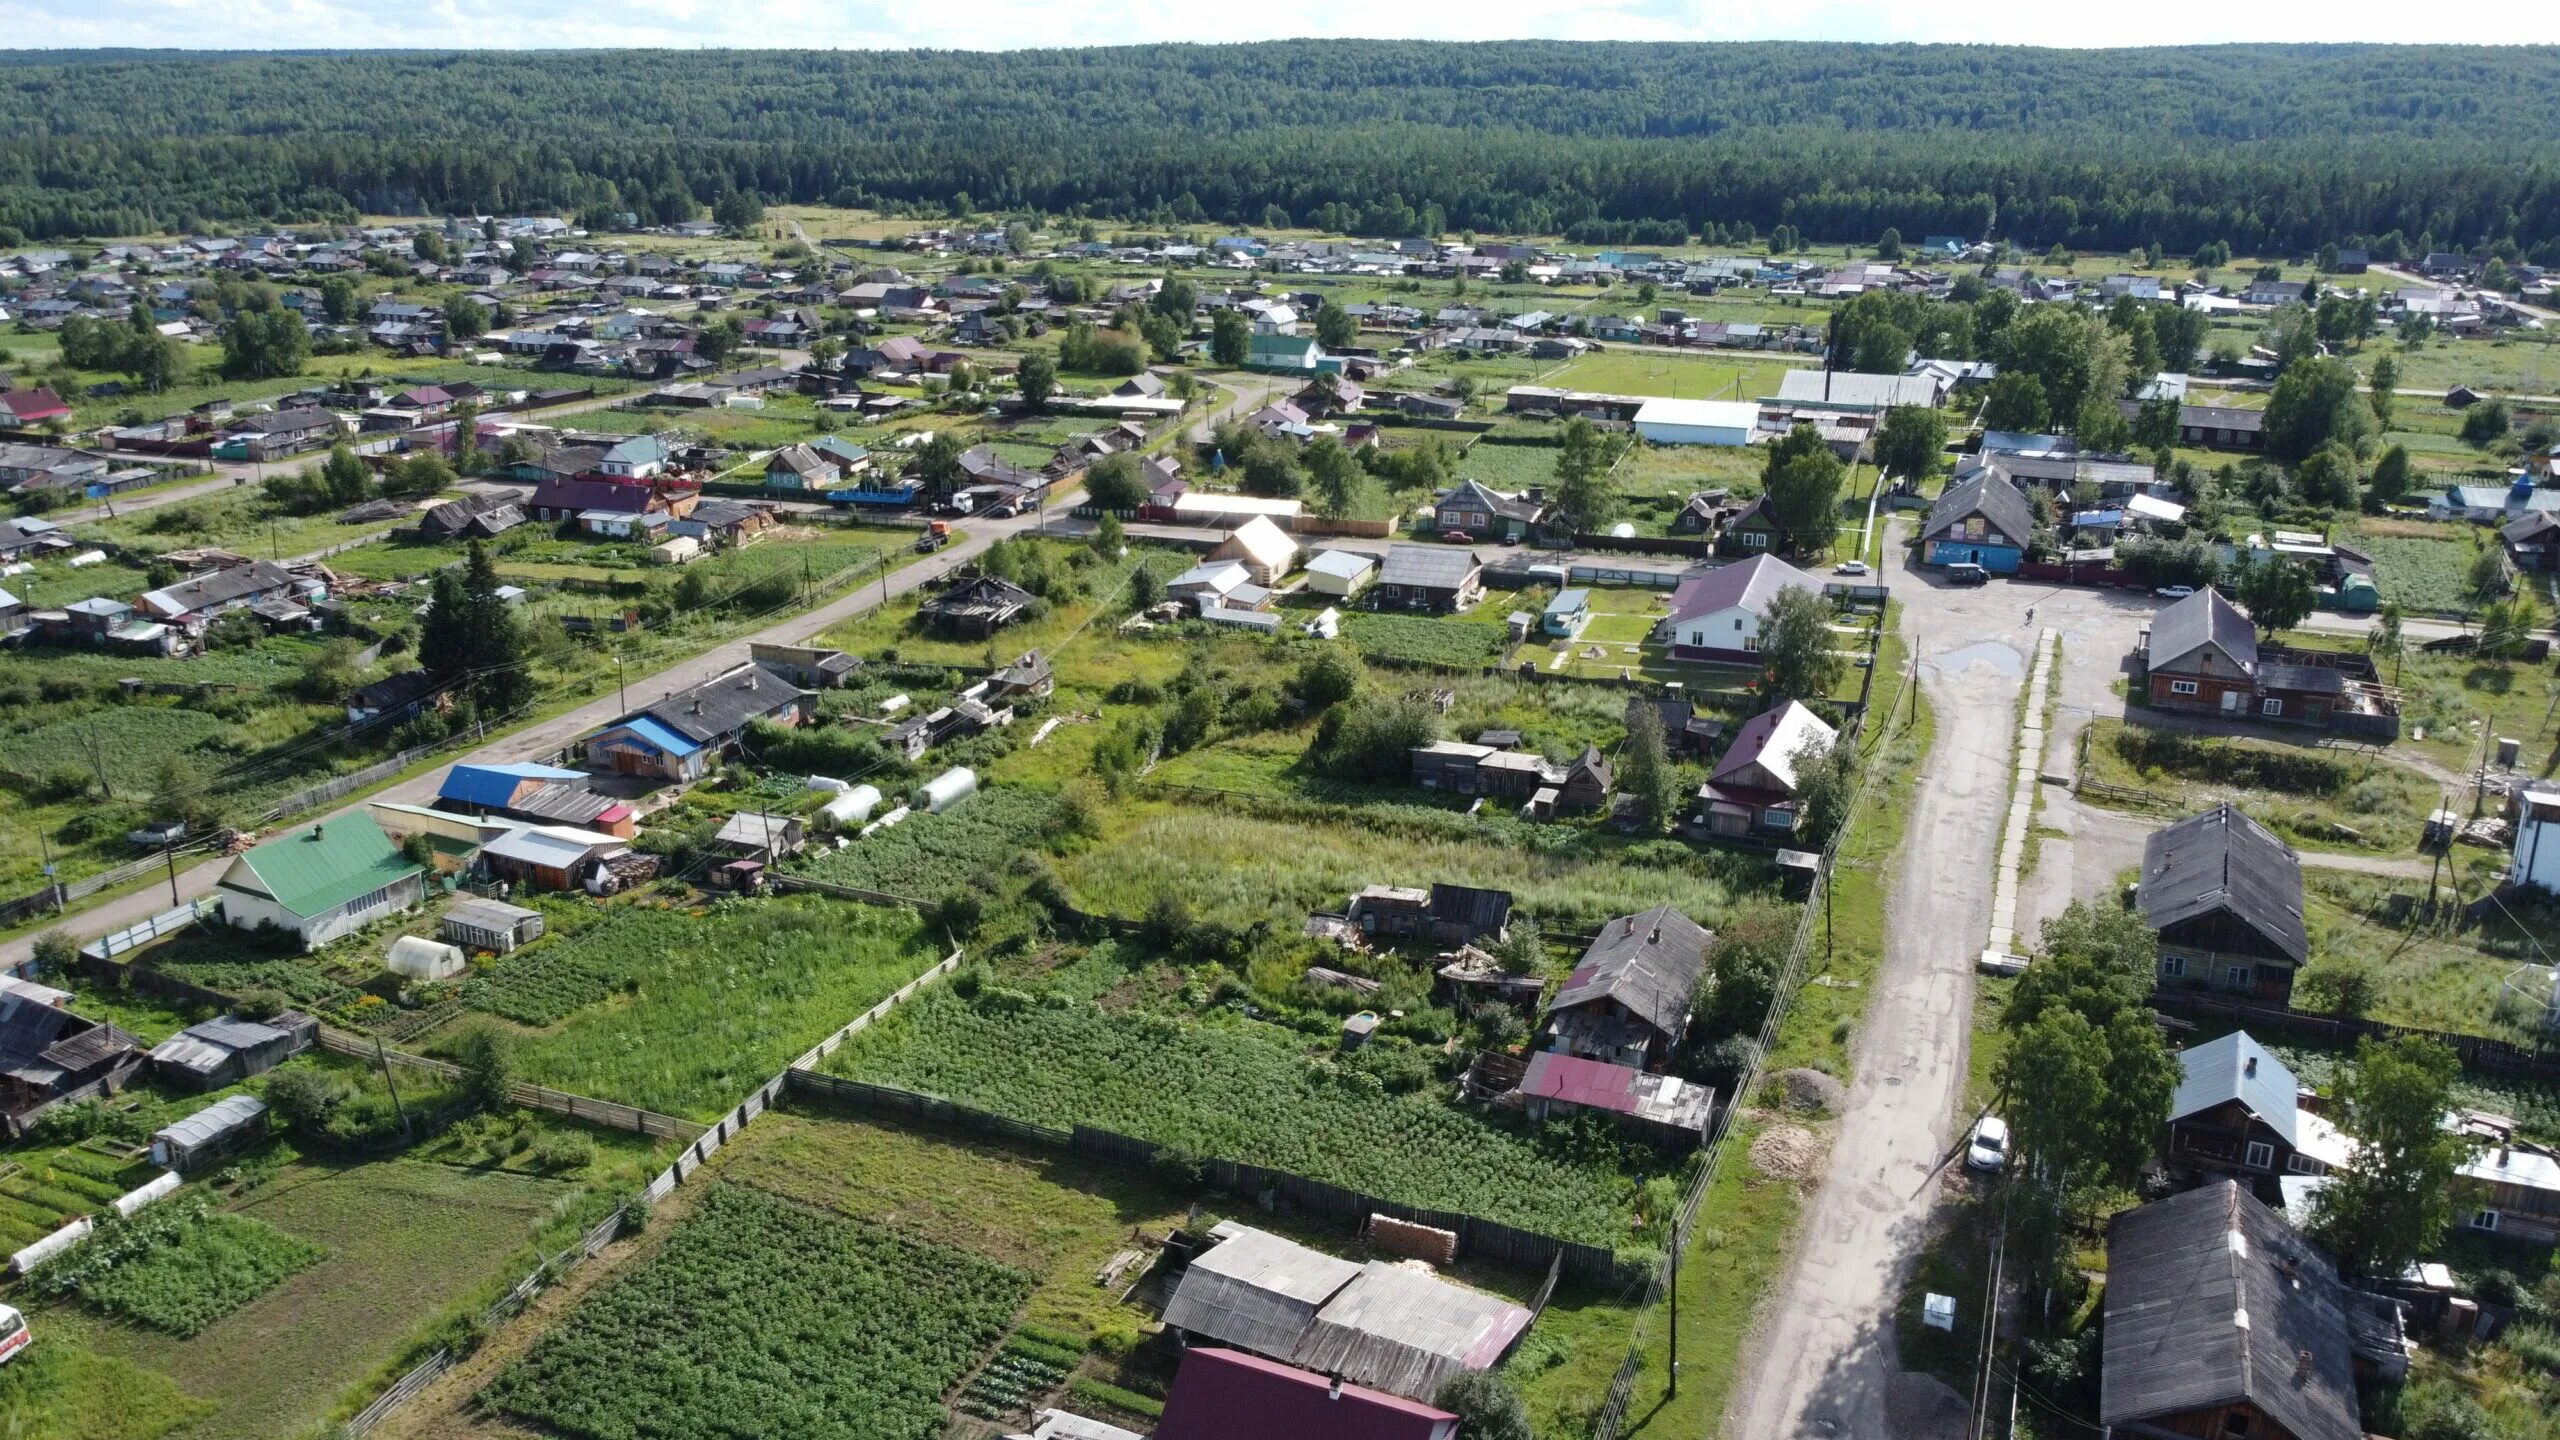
472, 896, 945, 1122
76, 490, 417, 564
1617, 442, 1765, 501
2295, 868, 2557, 1044
0, 1344, 209, 1440
1548, 352, 1813, 403
44, 1158, 575, 1440
1456, 438, 1561, 491
816, 544, 1176, 679
2356, 335, 2560, 399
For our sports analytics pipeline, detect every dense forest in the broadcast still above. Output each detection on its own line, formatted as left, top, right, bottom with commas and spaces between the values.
1, 43, 2558, 254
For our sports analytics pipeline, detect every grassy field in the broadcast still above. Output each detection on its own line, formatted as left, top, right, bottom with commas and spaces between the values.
42, 1158, 576, 1440
1548, 352, 1812, 402
76, 490, 418, 564
2076, 717, 2439, 853
1064, 792, 1762, 932
465, 896, 945, 1121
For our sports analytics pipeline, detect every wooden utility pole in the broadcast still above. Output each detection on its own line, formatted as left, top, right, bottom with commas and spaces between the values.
374, 1036, 412, 1135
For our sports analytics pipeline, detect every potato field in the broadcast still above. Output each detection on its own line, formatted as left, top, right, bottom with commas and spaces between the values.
1340, 612, 1512, 669
827, 988, 1645, 1244
790, 786, 1068, 901
27, 1197, 323, 1337
482, 1183, 1029, 1440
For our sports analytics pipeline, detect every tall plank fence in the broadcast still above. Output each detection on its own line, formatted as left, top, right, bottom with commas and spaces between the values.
312, 1027, 706, 1142
784, 1070, 1628, 1286
2147, 990, 2560, 1082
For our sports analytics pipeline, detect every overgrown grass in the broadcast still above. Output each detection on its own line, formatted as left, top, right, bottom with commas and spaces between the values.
2076, 718, 2437, 852
29, 1197, 323, 1337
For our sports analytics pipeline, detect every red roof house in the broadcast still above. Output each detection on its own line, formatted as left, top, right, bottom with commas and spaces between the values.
0, 388, 72, 426
1155, 1348, 1458, 1440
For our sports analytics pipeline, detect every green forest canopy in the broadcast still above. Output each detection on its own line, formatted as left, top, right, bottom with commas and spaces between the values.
1, 42, 2557, 255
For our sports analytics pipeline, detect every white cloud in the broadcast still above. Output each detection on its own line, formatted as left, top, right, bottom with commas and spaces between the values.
7, 0, 2557, 49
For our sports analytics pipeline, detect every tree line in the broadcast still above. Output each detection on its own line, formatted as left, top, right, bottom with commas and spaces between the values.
0, 44, 2556, 255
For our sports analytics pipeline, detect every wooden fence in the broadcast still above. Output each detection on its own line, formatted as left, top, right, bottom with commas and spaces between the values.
312, 1027, 707, 1141
2147, 991, 2560, 1082
784, 1070, 1629, 1286
64, 949, 236, 1011
334, 949, 964, 1436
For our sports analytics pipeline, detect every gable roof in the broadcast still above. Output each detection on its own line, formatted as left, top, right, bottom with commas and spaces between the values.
2149, 586, 2258, 675
1438, 478, 1544, 525
636, 661, 806, 745
1213, 514, 1298, 571
1774, 369, 1940, 410
1550, 905, 1711, 1038
1163, 1226, 1362, 1358
1307, 549, 1376, 580
2102, 1181, 2364, 1440
2171, 1030, 2301, 1149
2140, 804, 2307, 964
1667, 553, 1823, 627
1155, 1349, 1455, 1440
438, 761, 585, 809
227, 814, 423, 919
1712, 699, 1839, 790
1377, 544, 1481, 592
1922, 466, 2036, 546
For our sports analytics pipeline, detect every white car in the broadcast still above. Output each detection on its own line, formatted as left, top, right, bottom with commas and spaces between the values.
1833, 560, 1871, 576
2155, 585, 2196, 599
1965, 1116, 2010, 1173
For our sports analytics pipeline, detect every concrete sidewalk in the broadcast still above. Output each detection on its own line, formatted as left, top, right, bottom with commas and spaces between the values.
1987, 628, 2058, 956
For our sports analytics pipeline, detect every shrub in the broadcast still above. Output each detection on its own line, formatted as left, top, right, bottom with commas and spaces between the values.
1068, 1378, 1164, 1421
2400, 1379, 2492, 1440
529, 1132, 595, 1172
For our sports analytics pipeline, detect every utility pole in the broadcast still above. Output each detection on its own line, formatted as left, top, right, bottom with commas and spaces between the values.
613, 653, 628, 716
163, 841, 182, 908
82, 720, 113, 800
374, 1035, 412, 1136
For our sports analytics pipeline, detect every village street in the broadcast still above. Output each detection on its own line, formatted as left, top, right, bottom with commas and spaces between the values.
0, 491, 1080, 971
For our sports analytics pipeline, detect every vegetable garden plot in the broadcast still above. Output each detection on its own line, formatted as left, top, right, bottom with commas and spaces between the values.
28, 1197, 323, 1337
791, 786, 1067, 900
483, 1183, 1029, 1440
827, 990, 1645, 1245
1340, 612, 1511, 669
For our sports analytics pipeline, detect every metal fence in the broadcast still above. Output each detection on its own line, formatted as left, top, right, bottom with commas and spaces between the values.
78, 898, 217, 961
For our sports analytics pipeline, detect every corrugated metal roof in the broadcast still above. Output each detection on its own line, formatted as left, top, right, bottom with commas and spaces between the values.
1377, 544, 1480, 591
438, 762, 583, 809
2170, 1031, 2300, 1149
1155, 1349, 1456, 1440
153, 1093, 267, 1152
444, 896, 541, 931
234, 814, 423, 920
1290, 1262, 1533, 1401
2101, 1182, 2364, 1440
1162, 1227, 1360, 1359
1520, 1051, 1640, 1114
605, 713, 702, 757
1550, 906, 1712, 1041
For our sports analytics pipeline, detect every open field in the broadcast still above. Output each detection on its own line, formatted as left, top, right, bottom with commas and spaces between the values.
1548, 351, 1812, 402
2076, 717, 2438, 853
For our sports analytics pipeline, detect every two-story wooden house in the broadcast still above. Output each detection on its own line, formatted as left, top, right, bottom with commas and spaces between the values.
2141, 805, 2309, 1005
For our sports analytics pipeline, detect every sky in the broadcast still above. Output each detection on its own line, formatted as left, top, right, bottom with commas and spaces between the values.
8, 0, 2560, 52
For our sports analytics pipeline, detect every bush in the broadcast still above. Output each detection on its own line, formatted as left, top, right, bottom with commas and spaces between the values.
2400, 1379, 2493, 1440
233, 987, 289, 1021
1068, 1378, 1164, 1421
2506, 1321, 2560, 1375
529, 1131, 595, 1172
28, 930, 74, 972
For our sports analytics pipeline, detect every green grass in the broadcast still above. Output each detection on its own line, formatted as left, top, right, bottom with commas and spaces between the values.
2076, 717, 2437, 853
0, 704, 230, 789
483, 1181, 1030, 1440
1064, 793, 1761, 933
1547, 352, 1813, 403
1455, 439, 1561, 491
75, 490, 416, 563
47, 1158, 575, 1440
0, 1344, 210, 1440
793, 787, 1066, 901
2339, 519, 2486, 615
484, 896, 945, 1121
2293, 869, 2556, 1046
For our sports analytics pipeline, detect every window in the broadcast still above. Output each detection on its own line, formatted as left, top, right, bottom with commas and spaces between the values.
2287, 1153, 2325, 1175
2244, 1141, 2276, 1171
2223, 1415, 2251, 1438
1734, 617, 1745, 631
2261, 698, 2283, 716
2226, 965, 2253, 990
2472, 1209, 2502, 1232
2159, 955, 2188, 978
1742, 635, 1760, 653
2170, 680, 2200, 696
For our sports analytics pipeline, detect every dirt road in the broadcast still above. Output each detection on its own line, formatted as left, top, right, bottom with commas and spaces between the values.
0, 496, 1076, 970
1725, 583, 2019, 1440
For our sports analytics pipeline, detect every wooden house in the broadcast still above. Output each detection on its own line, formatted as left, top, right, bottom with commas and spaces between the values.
2141, 805, 2308, 1005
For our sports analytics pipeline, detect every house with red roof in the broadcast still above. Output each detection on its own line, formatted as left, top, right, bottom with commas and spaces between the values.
0, 387, 72, 427
1519, 1050, 1714, 1146
1154, 1348, 1458, 1440
1692, 698, 1838, 838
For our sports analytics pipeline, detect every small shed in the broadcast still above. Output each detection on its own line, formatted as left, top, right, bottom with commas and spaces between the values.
150, 1093, 268, 1171
386, 934, 468, 981
441, 896, 545, 954
714, 811, 805, 860
647, 535, 703, 566
147, 1014, 311, 1091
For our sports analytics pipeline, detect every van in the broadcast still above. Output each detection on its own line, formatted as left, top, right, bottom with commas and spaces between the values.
1945, 562, 1989, 586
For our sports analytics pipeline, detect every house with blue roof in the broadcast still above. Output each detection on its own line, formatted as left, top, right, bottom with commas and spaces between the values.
2165, 1030, 2352, 1203
2430, 476, 2560, 525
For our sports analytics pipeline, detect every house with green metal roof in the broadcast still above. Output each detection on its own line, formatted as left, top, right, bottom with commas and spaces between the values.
1245, 333, 1323, 374
215, 813, 426, 950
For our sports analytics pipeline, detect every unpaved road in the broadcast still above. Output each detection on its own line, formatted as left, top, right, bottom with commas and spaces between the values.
1724, 576, 2017, 1440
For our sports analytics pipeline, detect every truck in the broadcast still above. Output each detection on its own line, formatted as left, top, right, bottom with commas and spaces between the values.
913, 521, 952, 554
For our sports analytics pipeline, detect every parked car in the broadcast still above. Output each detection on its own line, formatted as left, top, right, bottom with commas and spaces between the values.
2155, 584, 2196, 599
1833, 560, 1870, 576
1965, 1115, 2010, 1172
1945, 562, 1989, 586
0, 1305, 29, 1366
1441, 531, 1473, 546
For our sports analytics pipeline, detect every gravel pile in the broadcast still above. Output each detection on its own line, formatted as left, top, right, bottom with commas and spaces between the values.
1749, 1124, 1825, 1181
1768, 1068, 1847, 1115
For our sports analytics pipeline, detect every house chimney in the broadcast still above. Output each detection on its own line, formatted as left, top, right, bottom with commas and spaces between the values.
309, 823, 323, 841
2244, 1056, 2258, 1078
691, 697, 703, 715
1328, 1376, 1344, 1401
1623, 917, 1636, 936
2295, 1349, 2313, 1382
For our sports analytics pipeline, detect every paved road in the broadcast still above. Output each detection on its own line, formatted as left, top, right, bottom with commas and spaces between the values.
0, 495, 1077, 970
1724, 549, 2020, 1440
